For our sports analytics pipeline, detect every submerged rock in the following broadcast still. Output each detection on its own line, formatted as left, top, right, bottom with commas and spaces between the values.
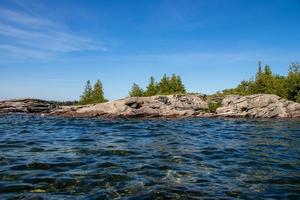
216, 94, 300, 118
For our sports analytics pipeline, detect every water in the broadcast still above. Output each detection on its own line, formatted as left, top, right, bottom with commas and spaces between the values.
0, 114, 299, 199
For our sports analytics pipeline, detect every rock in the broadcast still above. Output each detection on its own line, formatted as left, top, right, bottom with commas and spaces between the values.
216, 94, 300, 118
1, 94, 300, 118
0, 99, 55, 114
50, 94, 209, 118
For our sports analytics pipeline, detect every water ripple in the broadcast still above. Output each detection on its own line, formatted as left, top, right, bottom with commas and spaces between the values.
0, 115, 299, 199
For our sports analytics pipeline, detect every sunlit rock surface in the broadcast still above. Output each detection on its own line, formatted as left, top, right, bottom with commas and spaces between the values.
216, 94, 300, 118
50, 95, 209, 118
1, 94, 300, 118
0, 99, 54, 113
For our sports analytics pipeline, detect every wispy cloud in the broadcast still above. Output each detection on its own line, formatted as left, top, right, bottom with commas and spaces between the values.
0, 5, 107, 59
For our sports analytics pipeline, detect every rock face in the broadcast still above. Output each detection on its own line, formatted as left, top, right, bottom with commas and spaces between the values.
50, 95, 209, 118
216, 94, 300, 118
1, 94, 300, 118
0, 99, 55, 114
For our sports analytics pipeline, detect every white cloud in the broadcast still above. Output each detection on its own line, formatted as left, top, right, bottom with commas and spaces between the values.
0, 7, 107, 59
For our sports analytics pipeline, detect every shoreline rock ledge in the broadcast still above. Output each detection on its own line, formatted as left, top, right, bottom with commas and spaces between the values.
0, 98, 54, 114
50, 95, 210, 118
49, 94, 300, 118
1, 94, 300, 118
216, 94, 300, 118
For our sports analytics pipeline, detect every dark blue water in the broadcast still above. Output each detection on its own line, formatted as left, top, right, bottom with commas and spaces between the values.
0, 115, 299, 199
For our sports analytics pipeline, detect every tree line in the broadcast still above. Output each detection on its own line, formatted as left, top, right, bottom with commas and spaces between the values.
219, 62, 300, 103
129, 74, 186, 97
78, 62, 300, 105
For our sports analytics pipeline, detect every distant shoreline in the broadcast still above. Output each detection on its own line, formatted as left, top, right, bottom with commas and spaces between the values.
1, 94, 300, 119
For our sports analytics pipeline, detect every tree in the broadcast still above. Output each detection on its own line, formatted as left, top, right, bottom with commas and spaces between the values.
158, 74, 172, 94
174, 75, 186, 94
92, 80, 106, 103
144, 76, 158, 96
286, 62, 300, 101
79, 80, 107, 105
295, 91, 300, 103
251, 64, 276, 94
129, 83, 144, 97
271, 75, 287, 98
235, 80, 254, 95
264, 65, 272, 77
80, 80, 93, 104
169, 74, 186, 94
256, 61, 263, 80
217, 61, 300, 102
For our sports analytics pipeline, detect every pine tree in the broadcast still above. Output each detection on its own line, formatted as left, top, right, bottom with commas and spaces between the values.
129, 83, 144, 97
175, 75, 186, 94
286, 62, 300, 101
144, 76, 158, 96
169, 74, 186, 94
169, 74, 178, 93
256, 61, 263, 80
264, 65, 272, 77
92, 80, 106, 103
272, 75, 287, 98
158, 74, 171, 94
80, 80, 93, 104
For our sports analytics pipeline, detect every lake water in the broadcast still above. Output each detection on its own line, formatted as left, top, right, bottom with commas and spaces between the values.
0, 114, 299, 199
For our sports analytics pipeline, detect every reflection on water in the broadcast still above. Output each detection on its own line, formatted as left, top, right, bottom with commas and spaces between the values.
0, 115, 299, 199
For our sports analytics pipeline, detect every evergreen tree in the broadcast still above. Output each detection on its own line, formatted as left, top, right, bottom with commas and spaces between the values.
254, 63, 265, 94
256, 61, 263, 80
272, 75, 287, 98
235, 80, 254, 95
169, 74, 178, 93
144, 76, 158, 96
129, 83, 144, 97
158, 74, 171, 94
92, 80, 106, 103
286, 62, 300, 101
252, 65, 274, 94
264, 65, 272, 77
169, 74, 186, 94
129, 74, 187, 96
175, 75, 186, 93
80, 80, 93, 104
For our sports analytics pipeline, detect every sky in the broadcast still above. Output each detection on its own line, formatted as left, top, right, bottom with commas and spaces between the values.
0, 0, 300, 101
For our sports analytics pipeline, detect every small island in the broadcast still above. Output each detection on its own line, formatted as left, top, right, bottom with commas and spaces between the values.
1, 63, 300, 119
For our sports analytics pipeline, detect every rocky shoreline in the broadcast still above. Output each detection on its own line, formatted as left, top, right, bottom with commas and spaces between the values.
1, 94, 300, 118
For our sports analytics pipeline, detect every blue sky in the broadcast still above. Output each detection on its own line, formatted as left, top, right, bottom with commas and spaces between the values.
0, 0, 300, 100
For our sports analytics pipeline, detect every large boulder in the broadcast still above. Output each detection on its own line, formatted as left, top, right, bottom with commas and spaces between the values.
216, 94, 300, 118
0, 99, 55, 113
50, 94, 209, 118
